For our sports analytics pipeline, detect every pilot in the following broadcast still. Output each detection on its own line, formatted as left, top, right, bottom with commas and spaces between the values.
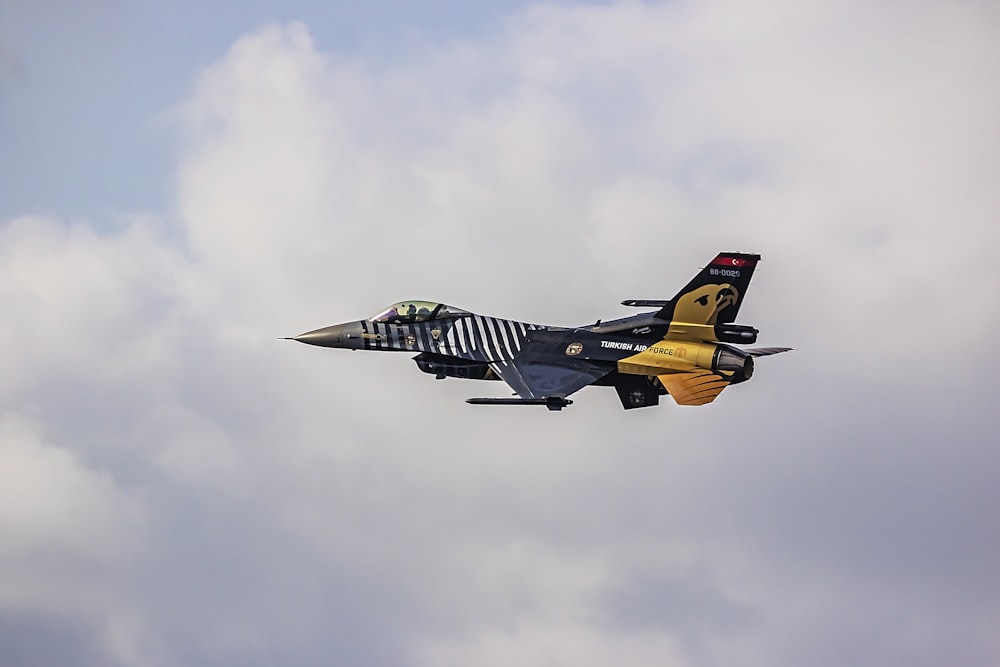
406, 304, 417, 320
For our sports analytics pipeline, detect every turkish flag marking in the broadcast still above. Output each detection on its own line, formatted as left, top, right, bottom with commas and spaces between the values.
712, 256, 754, 268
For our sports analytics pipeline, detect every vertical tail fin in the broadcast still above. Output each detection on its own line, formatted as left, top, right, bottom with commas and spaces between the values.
655, 252, 760, 325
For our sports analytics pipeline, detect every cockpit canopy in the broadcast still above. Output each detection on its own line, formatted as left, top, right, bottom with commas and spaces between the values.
369, 301, 471, 325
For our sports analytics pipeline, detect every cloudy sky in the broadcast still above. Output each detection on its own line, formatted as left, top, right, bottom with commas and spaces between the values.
2, 1, 999, 665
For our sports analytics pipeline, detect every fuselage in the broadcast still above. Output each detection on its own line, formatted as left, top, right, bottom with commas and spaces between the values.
291, 300, 752, 385
292, 300, 672, 362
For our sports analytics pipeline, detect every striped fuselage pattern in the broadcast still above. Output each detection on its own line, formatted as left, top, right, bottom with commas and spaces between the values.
360, 315, 543, 365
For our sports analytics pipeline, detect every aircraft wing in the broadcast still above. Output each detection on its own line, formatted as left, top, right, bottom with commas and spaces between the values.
745, 347, 793, 357
489, 353, 611, 400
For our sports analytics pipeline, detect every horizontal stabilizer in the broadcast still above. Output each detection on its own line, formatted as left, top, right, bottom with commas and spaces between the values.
621, 299, 670, 308
746, 347, 793, 357
466, 397, 573, 411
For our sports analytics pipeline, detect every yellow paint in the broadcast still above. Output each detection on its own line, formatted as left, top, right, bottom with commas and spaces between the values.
658, 371, 729, 406
672, 283, 738, 325
666, 283, 738, 341
661, 322, 717, 342
617, 340, 718, 376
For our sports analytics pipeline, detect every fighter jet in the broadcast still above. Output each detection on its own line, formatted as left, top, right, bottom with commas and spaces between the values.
288, 252, 790, 410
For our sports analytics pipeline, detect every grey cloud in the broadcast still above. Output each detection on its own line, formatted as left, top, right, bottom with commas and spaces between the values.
2, 2, 999, 666
0, 611, 109, 667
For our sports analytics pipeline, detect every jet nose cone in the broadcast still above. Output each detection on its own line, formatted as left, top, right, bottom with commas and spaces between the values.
289, 322, 363, 349
293, 326, 341, 347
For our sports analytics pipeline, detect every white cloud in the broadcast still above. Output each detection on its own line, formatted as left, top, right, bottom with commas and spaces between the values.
416, 622, 688, 667
0, 412, 141, 567
0, 412, 153, 666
